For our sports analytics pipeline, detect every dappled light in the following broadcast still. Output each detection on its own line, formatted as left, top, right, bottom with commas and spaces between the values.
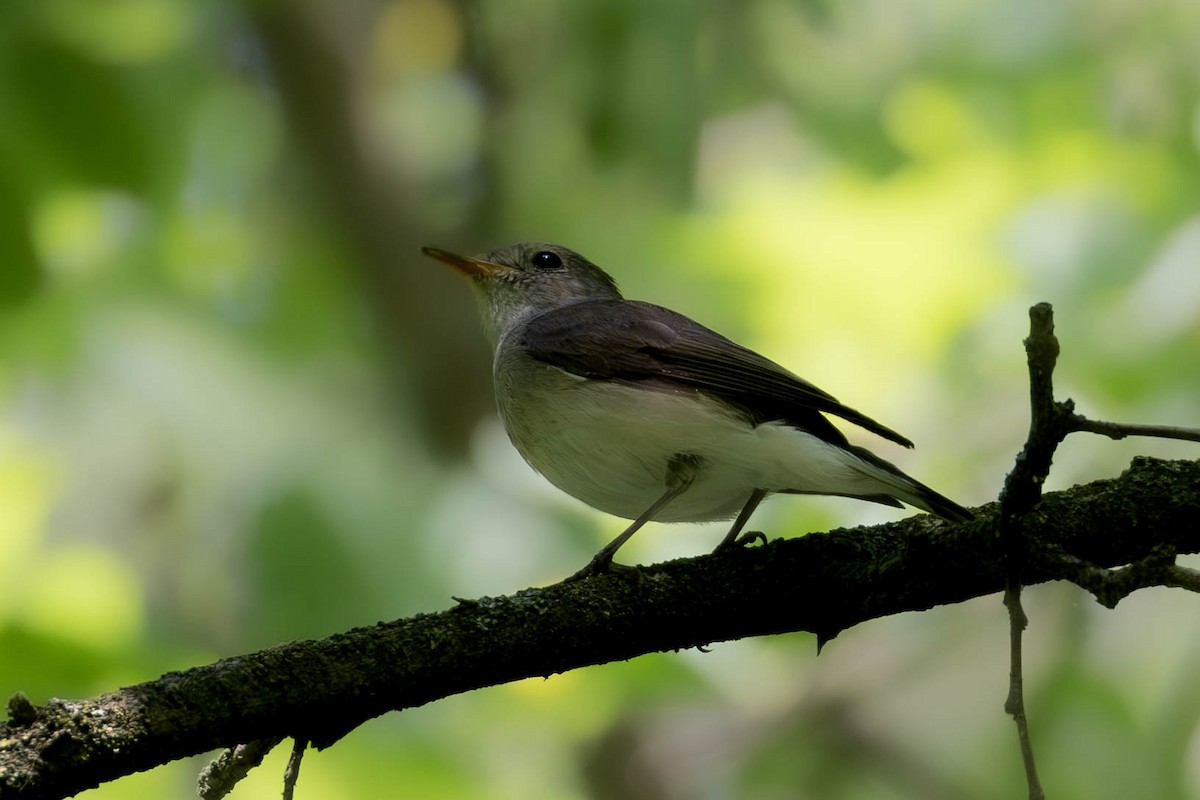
1, 0, 1198, 798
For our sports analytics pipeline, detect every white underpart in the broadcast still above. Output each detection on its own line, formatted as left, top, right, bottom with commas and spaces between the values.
495, 358, 922, 523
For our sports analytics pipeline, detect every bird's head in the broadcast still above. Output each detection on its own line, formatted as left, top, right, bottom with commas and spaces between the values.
422, 242, 622, 346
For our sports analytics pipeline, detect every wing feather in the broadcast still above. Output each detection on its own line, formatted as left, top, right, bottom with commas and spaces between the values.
518, 300, 914, 449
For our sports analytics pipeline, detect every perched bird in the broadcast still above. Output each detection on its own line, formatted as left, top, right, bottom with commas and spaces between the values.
423, 242, 972, 580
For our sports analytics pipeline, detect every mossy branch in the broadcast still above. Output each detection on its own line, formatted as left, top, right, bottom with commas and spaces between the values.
0, 456, 1197, 798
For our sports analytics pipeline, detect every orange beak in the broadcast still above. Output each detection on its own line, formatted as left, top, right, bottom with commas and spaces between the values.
421, 246, 510, 278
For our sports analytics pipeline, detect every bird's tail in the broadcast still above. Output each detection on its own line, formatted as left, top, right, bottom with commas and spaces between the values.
846, 445, 974, 523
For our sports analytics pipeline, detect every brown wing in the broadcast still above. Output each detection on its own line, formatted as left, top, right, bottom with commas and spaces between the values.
518, 299, 914, 449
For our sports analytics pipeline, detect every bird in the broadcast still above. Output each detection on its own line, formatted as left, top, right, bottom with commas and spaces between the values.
422, 242, 972, 580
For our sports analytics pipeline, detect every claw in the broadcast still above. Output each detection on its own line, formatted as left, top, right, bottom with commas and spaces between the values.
564, 556, 636, 583
563, 559, 606, 583
713, 529, 767, 553
735, 530, 767, 548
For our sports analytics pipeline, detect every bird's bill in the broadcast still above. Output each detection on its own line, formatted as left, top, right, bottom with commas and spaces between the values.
421, 246, 511, 278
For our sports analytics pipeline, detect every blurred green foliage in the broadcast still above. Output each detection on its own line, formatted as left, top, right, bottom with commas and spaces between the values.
1, 0, 1198, 798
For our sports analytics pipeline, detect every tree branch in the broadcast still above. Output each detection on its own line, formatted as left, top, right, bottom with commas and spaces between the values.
247, 2, 494, 455
196, 737, 281, 800
1071, 417, 1200, 444
996, 301, 1064, 800
1042, 544, 1200, 608
991, 302, 1200, 800
2, 456, 1198, 799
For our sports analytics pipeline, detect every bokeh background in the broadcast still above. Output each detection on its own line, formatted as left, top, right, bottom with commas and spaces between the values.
2, 0, 1199, 797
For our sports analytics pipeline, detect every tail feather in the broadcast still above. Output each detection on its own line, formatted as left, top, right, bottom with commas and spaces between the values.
846, 445, 974, 524
901, 481, 974, 523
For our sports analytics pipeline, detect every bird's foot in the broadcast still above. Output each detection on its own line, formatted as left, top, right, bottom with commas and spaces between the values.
713, 530, 767, 553
563, 555, 636, 583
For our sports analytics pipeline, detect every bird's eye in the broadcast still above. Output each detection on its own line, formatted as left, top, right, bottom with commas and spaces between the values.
531, 250, 562, 270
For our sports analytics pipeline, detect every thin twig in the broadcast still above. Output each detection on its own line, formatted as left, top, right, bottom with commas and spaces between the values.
197, 738, 283, 800
1071, 417, 1200, 444
997, 303, 1063, 800
1003, 578, 1043, 800
1165, 564, 1200, 593
996, 304, 1200, 798
282, 738, 307, 800
1042, 545, 1200, 608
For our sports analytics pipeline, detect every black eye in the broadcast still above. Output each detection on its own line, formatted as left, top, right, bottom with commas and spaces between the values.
531, 250, 562, 270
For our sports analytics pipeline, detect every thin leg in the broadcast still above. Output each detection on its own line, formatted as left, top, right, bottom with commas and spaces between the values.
714, 488, 768, 551
565, 454, 701, 582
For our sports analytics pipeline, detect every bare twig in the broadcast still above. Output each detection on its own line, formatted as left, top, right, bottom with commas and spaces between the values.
996, 302, 1063, 800
1013, 309, 1200, 613
1001, 576, 1042, 800
995, 302, 1200, 799
282, 739, 306, 800
1002, 579, 1042, 800
198, 738, 283, 800
1043, 545, 1200, 609
1071, 417, 1200, 444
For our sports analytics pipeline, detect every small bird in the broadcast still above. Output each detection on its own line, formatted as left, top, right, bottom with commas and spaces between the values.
423, 242, 972, 580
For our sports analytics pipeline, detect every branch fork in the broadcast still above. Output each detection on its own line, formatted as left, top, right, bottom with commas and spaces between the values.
997, 302, 1200, 800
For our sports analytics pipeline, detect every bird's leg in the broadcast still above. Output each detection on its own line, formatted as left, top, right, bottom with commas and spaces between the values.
565, 454, 702, 582
713, 488, 768, 551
